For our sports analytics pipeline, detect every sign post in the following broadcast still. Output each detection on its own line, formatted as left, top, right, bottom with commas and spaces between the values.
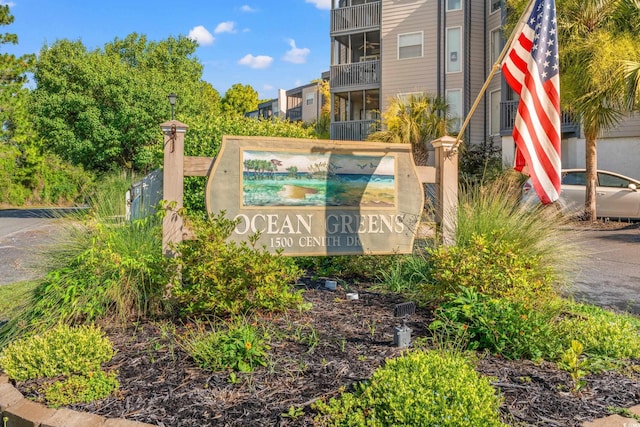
161, 120, 188, 256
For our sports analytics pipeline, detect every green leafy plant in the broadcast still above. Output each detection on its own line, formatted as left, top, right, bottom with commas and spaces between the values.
281, 405, 304, 419
456, 172, 580, 276
429, 287, 561, 360
43, 370, 119, 408
181, 320, 269, 373
557, 340, 589, 393
553, 301, 640, 360
0, 176, 172, 346
0, 324, 115, 381
313, 350, 505, 426
172, 212, 305, 317
423, 233, 557, 305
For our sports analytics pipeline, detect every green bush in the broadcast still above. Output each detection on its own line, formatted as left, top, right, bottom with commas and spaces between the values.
429, 287, 562, 360
44, 370, 119, 408
181, 320, 269, 373
423, 233, 557, 304
0, 177, 171, 346
173, 213, 304, 317
553, 301, 640, 359
313, 350, 505, 427
455, 172, 580, 286
0, 324, 114, 381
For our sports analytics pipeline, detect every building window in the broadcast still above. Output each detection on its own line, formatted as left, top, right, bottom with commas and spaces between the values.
398, 32, 423, 60
446, 89, 462, 132
306, 93, 314, 105
491, 0, 501, 13
490, 28, 503, 66
446, 27, 461, 73
490, 89, 501, 135
447, 0, 462, 11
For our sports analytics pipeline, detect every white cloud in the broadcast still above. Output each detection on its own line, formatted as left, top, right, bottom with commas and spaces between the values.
188, 26, 215, 46
282, 39, 310, 64
241, 5, 257, 12
214, 21, 237, 34
263, 84, 274, 91
238, 54, 274, 69
305, 0, 331, 10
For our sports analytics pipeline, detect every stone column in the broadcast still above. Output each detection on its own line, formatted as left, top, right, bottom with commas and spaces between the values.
161, 120, 188, 256
431, 135, 458, 246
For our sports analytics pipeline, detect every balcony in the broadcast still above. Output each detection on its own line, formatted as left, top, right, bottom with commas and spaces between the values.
286, 107, 302, 121
330, 60, 380, 91
330, 119, 378, 141
500, 100, 580, 136
331, 1, 380, 34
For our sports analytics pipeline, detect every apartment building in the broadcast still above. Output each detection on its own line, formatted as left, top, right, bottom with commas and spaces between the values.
245, 78, 327, 124
328, 0, 640, 178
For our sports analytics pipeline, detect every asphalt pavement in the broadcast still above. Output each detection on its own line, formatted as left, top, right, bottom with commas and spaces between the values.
0, 208, 83, 285
567, 222, 640, 315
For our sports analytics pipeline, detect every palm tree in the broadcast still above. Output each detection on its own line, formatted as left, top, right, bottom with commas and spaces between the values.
366, 93, 450, 166
555, 0, 640, 220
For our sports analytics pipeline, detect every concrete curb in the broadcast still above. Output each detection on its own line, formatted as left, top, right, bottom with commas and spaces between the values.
0, 374, 156, 427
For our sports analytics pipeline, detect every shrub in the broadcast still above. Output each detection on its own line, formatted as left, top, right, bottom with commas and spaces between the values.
423, 233, 557, 304
455, 171, 580, 285
43, 370, 119, 408
0, 175, 172, 346
313, 350, 505, 427
172, 213, 304, 317
181, 320, 269, 373
0, 324, 114, 381
429, 287, 562, 360
553, 301, 640, 359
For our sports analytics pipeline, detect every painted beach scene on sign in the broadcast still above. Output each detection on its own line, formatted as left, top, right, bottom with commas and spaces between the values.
241, 150, 396, 208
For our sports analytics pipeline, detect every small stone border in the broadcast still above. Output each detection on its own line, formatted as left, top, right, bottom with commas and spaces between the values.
0, 374, 156, 427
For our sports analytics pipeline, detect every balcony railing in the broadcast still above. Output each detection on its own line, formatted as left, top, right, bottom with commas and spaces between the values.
330, 60, 380, 90
286, 107, 302, 121
330, 119, 378, 141
500, 100, 580, 136
331, 1, 380, 34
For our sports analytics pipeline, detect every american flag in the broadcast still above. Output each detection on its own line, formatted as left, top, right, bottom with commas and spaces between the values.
502, 0, 561, 204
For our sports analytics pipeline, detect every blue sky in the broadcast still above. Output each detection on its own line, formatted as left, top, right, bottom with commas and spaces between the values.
3, 0, 331, 99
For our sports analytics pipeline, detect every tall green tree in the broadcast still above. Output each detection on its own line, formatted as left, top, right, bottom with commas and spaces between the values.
221, 83, 259, 116
0, 4, 35, 145
506, 0, 640, 220
30, 33, 220, 174
367, 93, 450, 165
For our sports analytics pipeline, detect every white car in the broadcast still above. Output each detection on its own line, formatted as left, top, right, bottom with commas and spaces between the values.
522, 169, 640, 220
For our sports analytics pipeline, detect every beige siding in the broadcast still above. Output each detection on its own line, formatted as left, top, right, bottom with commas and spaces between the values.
602, 113, 640, 139
380, 0, 435, 111
301, 85, 321, 123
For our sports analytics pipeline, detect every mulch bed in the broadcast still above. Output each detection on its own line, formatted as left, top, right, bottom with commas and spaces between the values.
14, 278, 640, 426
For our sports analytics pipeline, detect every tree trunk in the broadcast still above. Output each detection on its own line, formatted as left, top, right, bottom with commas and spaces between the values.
412, 142, 429, 166
584, 134, 598, 221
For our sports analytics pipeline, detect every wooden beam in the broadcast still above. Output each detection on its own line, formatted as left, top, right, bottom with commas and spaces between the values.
184, 156, 215, 177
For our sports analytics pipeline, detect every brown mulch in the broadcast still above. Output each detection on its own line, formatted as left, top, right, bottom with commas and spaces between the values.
14, 278, 640, 426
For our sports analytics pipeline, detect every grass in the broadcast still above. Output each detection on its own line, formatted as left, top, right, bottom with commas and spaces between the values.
0, 281, 38, 321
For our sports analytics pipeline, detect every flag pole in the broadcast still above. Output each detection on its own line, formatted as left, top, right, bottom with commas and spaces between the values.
452, 0, 536, 150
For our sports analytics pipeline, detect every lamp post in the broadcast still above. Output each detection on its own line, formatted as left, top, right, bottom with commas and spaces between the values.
168, 93, 178, 120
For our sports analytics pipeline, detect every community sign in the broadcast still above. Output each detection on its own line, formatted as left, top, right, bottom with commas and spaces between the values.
205, 136, 424, 256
